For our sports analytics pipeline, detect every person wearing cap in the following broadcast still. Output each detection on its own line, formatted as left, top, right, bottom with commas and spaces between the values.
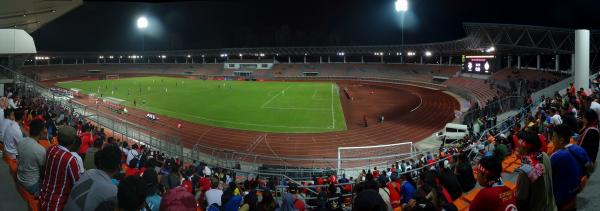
577, 109, 599, 167
550, 124, 591, 210
515, 131, 556, 211
40, 125, 83, 211
16, 119, 47, 195
469, 156, 517, 211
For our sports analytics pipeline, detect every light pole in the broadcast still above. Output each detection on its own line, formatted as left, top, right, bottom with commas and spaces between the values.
137, 17, 148, 51
395, 0, 408, 49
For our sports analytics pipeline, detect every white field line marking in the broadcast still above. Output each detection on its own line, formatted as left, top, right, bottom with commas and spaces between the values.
330, 83, 336, 129
260, 85, 292, 108
312, 90, 318, 100
148, 105, 330, 129
262, 106, 329, 111
410, 94, 423, 112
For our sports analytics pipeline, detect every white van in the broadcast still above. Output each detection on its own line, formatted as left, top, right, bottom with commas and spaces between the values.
435, 123, 468, 143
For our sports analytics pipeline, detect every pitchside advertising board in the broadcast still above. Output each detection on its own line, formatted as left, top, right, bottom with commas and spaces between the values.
462, 55, 496, 75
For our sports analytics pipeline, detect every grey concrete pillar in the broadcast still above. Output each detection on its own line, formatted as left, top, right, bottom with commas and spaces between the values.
574, 29, 590, 90
536, 55, 541, 70
448, 56, 452, 65
517, 56, 521, 69
420, 56, 423, 64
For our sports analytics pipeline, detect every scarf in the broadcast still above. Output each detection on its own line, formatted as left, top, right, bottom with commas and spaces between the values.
519, 151, 545, 182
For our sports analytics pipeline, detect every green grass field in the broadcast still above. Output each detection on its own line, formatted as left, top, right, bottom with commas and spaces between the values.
57, 76, 346, 133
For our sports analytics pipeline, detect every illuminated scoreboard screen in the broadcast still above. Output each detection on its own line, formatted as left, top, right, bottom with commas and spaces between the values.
462, 55, 496, 75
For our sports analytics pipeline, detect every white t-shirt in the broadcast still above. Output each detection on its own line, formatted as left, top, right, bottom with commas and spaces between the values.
205, 188, 223, 207
378, 187, 393, 211
71, 151, 85, 174
3, 120, 22, 159
123, 148, 139, 165
591, 101, 600, 119
551, 114, 563, 126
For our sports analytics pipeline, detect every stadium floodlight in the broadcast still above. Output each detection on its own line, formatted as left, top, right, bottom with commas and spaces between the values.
425, 51, 432, 57
486, 46, 495, 53
395, 0, 408, 12
109, 56, 114, 59
239, 53, 243, 57
161, 55, 166, 59
201, 54, 205, 58
337, 52, 345, 56
187, 54, 191, 58
407, 52, 415, 56
137, 17, 148, 29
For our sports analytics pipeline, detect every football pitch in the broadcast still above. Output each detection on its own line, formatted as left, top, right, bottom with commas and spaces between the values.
57, 76, 347, 133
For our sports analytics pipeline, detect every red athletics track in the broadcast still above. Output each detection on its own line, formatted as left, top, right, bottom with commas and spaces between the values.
42, 77, 459, 168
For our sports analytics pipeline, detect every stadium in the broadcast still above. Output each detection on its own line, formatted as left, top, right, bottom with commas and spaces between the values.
1, 0, 600, 211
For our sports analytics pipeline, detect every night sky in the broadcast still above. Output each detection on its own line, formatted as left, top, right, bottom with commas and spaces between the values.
33, 0, 600, 51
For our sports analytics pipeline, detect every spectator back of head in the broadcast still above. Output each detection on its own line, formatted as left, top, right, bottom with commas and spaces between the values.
117, 176, 146, 211
57, 125, 77, 147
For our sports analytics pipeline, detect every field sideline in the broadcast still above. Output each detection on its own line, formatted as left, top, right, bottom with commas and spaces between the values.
57, 76, 347, 133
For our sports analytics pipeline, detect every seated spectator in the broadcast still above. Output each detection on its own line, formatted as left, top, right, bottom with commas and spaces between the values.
352, 189, 387, 211
515, 132, 556, 210
160, 186, 197, 211
550, 124, 591, 210
578, 109, 599, 166
469, 156, 517, 211
40, 125, 83, 211
118, 176, 147, 211
16, 119, 47, 195
78, 124, 93, 160
83, 139, 104, 170
64, 145, 121, 210
3, 109, 23, 160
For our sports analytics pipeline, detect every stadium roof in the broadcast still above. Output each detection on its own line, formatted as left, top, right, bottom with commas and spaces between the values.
32, 23, 599, 58
0, 0, 82, 33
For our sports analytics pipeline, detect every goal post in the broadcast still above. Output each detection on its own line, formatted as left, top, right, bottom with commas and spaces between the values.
337, 142, 415, 176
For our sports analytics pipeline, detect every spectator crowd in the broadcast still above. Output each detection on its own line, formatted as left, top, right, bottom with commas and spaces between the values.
0, 78, 598, 211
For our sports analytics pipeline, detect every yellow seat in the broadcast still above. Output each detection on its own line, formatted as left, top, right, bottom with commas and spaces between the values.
504, 181, 516, 191
462, 188, 481, 203
453, 198, 470, 211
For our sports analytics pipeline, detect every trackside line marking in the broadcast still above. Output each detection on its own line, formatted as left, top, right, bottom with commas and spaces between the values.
410, 94, 423, 112
262, 106, 329, 111
261, 85, 292, 108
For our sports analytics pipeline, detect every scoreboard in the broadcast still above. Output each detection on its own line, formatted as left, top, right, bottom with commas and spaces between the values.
462, 55, 495, 75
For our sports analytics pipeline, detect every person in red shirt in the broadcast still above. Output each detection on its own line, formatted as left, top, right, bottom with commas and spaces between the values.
125, 159, 143, 177
386, 172, 402, 209
78, 125, 94, 160
470, 156, 517, 211
372, 167, 380, 178
40, 126, 83, 211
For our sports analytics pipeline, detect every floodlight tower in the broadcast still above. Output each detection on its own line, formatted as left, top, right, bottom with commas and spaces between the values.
395, 0, 408, 48
137, 17, 148, 51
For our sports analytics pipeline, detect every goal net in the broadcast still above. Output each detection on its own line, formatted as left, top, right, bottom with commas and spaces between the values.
106, 74, 119, 80
337, 142, 415, 176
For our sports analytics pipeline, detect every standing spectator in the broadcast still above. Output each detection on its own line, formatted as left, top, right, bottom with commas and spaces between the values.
83, 139, 103, 170
256, 190, 277, 211
400, 173, 417, 205
205, 180, 223, 209
352, 189, 387, 211
437, 161, 463, 201
159, 186, 197, 211
578, 109, 599, 166
515, 132, 556, 211
550, 124, 591, 210
386, 172, 402, 209
142, 169, 162, 211
3, 109, 24, 160
221, 182, 242, 211
469, 156, 517, 211
377, 176, 393, 211
64, 145, 121, 210
453, 153, 476, 193
160, 162, 181, 190
118, 176, 147, 211
40, 126, 83, 211
78, 125, 93, 160
16, 119, 46, 195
